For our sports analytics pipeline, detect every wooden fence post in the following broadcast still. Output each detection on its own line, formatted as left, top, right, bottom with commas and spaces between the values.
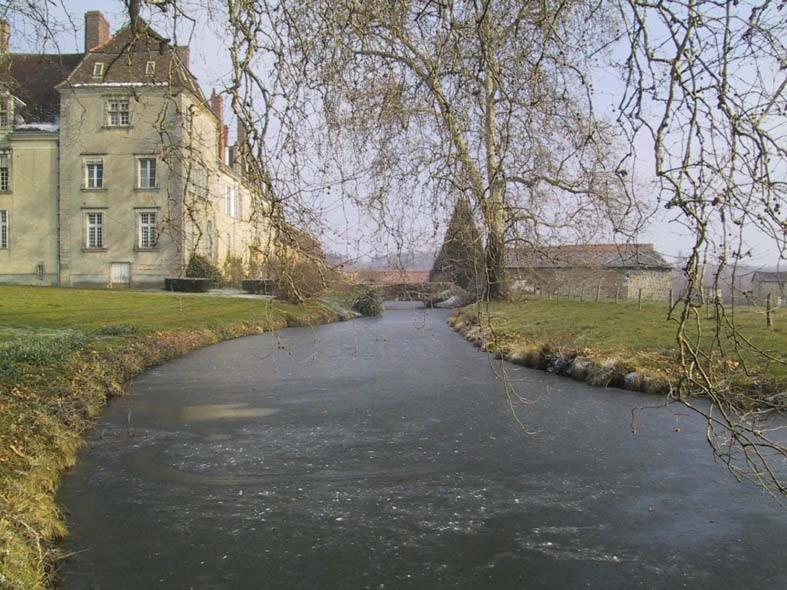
596, 284, 601, 303
638, 288, 643, 310
668, 288, 674, 319
767, 293, 773, 329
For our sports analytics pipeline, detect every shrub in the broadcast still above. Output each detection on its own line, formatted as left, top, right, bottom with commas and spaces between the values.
185, 253, 222, 285
271, 255, 330, 303
222, 255, 246, 287
352, 290, 384, 317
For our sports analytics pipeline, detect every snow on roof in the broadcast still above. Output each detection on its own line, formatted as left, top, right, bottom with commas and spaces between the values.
15, 122, 59, 132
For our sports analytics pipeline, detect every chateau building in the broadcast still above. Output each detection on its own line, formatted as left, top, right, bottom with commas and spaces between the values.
0, 11, 273, 288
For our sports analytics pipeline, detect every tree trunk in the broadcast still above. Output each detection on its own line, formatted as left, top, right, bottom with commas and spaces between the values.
484, 205, 507, 300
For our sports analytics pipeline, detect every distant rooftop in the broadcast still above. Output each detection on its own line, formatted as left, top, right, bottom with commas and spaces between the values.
506, 243, 672, 270
753, 271, 783, 283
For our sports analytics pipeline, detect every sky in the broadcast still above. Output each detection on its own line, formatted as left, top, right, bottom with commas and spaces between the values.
9, 0, 783, 269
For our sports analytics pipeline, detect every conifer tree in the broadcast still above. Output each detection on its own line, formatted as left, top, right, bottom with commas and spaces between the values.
430, 198, 485, 293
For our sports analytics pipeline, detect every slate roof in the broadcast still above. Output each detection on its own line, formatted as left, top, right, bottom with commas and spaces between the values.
4, 53, 83, 122
506, 243, 672, 271
59, 20, 204, 103
752, 271, 783, 283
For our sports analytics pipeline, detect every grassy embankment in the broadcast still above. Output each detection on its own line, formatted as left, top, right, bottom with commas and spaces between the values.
0, 285, 352, 590
450, 297, 787, 396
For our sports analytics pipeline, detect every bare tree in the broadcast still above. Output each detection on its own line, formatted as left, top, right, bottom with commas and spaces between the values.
220, 0, 643, 299
617, 0, 787, 497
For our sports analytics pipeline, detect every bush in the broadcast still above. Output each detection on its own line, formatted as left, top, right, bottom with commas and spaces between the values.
185, 253, 222, 285
222, 255, 246, 287
164, 277, 212, 292
272, 256, 330, 303
352, 290, 384, 317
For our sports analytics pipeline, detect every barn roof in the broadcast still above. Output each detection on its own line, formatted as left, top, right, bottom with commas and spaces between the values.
506, 243, 672, 271
752, 271, 783, 283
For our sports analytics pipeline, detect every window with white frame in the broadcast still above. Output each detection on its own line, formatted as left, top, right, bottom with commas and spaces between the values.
93, 62, 105, 78
85, 212, 104, 249
137, 211, 157, 249
84, 159, 104, 189
138, 158, 157, 189
0, 151, 10, 191
0, 98, 9, 127
106, 99, 130, 127
145, 61, 156, 76
0, 210, 7, 249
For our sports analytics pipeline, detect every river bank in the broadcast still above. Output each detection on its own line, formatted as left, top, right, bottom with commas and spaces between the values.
448, 299, 786, 403
0, 285, 352, 590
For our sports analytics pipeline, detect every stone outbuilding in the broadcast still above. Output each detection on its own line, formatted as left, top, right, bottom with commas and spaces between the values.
751, 271, 784, 306
506, 243, 672, 301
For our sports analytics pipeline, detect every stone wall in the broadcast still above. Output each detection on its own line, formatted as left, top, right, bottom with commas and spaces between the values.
509, 267, 671, 301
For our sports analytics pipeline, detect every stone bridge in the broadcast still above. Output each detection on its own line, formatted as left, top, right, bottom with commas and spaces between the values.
361, 282, 455, 304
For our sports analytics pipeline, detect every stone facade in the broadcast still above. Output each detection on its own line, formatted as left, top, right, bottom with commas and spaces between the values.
751, 272, 785, 306
507, 244, 672, 301
0, 12, 274, 289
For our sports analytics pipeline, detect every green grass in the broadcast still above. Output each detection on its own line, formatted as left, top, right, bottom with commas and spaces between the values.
0, 285, 334, 331
455, 296, 787, 386
0, 285, 349, 590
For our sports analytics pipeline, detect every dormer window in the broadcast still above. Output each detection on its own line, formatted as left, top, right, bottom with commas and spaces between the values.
145, 61, 156, 76
92, 62, 105, 78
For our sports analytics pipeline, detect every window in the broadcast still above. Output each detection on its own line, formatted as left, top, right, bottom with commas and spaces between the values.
36, 264, 44, 280
0, 151, 10, 191
138, 211, 157, 249
84, 159, 104, 189
107, 99, 130, 127
86, 212, 104, 249
0, 98, 9, 127
145, 61, 156, 76
93, 62, 105, 78
138, 158, 157, 189
0, 210, 7, 249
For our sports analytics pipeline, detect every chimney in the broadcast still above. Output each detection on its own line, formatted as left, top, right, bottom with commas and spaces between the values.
0, 20, 10, 53
174, 46, 190, 69
85, 11, 110, 52
222, 125, 230, 164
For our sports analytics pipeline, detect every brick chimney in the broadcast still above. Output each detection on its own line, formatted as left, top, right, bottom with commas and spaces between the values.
222, 124, 230, 164
85, 11, 110, 52
0, 20, 10, 53
174, 46, 190, 68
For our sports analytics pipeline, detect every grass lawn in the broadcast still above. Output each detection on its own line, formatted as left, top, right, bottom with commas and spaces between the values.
0, 285, 350, 590
453, 296, 787, 387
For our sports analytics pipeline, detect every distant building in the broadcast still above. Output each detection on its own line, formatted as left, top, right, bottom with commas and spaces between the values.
506, 243, 672, 300
0, 12, 275, 288
751, 271, 784, 306
342, 269, 431, 284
